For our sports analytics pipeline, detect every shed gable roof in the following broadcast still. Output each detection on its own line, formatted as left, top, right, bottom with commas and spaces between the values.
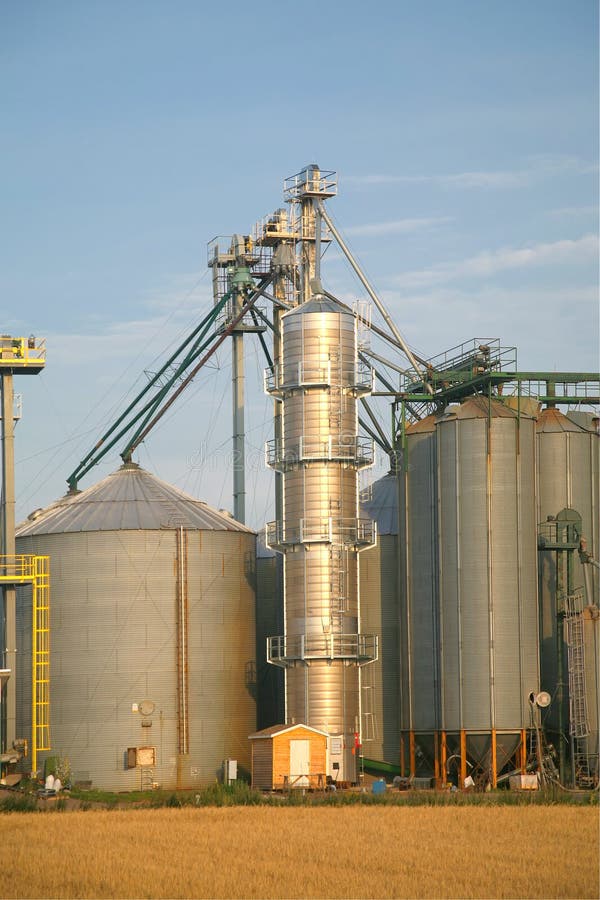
248, 723, 329, 740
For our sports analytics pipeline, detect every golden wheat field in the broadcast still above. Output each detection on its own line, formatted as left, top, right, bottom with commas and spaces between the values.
0, 806, 597, 899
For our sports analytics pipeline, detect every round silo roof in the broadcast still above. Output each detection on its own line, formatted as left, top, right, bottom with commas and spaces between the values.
439, 395, 534, 421
537, 407, 590, 434
283, 295, 346, 317
17, 463, 255, 536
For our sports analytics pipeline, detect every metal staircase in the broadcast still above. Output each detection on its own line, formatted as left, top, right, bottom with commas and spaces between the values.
32, 556, 51, 759
564, 589, 589, 739
564, 589, 598, 787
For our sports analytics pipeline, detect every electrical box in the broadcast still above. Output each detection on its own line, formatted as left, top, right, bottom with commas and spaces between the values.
223, 758, 237, 784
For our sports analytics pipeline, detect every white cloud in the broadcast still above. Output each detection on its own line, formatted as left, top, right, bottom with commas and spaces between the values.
394, 234, 598, 289
344, 216, 453, 237
343, 155, 598, 191
383, 284, 599, 372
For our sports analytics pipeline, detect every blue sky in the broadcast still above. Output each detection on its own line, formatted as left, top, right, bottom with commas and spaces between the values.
1, 0, 598, 527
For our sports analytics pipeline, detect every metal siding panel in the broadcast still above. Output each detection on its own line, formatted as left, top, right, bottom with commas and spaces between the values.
537, 411, 599, 734
406, 425, 438, 732
458, 418, 491, 731
437, 400, 539, 738
438, 418, 460, 729
15, 525, 256, 790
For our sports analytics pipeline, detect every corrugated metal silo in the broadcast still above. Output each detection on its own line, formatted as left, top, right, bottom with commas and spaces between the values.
397, 414, 440, 778
536, 407, 599, 776
255, 540, 284, 730
16, 464, 256, 790
359, 472, 399, 764
436, 397, 539, 785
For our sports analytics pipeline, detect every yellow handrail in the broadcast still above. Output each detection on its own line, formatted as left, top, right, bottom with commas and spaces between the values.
0, 555, 50, 774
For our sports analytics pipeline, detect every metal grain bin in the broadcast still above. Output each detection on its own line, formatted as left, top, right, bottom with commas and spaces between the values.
436, 397, 539, 785
397, 414, 440, 777
16, 464, 256, 790
536, 407, 599, 776
360, 472, 400, 764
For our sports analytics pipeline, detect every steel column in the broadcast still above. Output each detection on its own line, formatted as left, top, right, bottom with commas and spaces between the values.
1, 374, 16, 751
460, 730, 467, 786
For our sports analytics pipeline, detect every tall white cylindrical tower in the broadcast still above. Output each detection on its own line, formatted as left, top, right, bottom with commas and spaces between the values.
265, 295, 376, 781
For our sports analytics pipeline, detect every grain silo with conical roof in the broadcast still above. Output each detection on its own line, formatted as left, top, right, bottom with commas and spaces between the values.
16, 463, 256, 790
436, 396, 539, 785
536, 407, 599, 781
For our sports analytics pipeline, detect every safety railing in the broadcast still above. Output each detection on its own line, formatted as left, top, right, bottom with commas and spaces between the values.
265, 435, 374, 470
264, 359, 372, 395
0, 336, 46, 369
283, 166, 337, 200
0, 555, 37, 581
398, 338, 516, 394
267, 632, 378, 666
265, 517, 376, 550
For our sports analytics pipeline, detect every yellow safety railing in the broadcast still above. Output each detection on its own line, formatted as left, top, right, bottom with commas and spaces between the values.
32, 557, 50, 769
0, 555, 50, 773
0, 336, 46, 369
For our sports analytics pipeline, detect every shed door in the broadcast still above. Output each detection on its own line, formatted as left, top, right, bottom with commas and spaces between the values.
289, 739, 310, 786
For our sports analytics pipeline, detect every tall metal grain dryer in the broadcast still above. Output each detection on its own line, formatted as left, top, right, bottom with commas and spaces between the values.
536, 407, 599, 784
265, 296, 377, 782
436, 396, 539, 787
360, 471, 400, 765
16, 463, 256, 790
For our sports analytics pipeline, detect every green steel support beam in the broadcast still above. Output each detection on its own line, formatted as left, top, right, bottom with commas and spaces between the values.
123, 277, 273, 459
66, 294, 231, 490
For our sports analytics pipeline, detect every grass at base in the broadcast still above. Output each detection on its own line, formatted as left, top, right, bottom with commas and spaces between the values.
62, 780, 597, 808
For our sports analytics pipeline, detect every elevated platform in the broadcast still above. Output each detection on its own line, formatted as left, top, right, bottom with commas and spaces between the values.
268, 633, 378, 667
0, 336, 45, 374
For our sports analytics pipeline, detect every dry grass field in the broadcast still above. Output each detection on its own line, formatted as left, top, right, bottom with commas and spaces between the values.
0, 805, 597, 899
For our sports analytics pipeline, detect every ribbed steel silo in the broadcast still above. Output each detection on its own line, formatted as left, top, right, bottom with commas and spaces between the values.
397, 414, 440, 779
536, 407, 599, 780
359, 472, 400, 765
265, 296, 377, 782
255, 540, 284, 730
436, 396, 539, 786
16, 464, 256, 790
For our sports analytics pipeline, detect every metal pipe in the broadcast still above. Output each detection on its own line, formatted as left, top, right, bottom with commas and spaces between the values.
312, 200, 323, 294
361, 348, 413, 378
259, 289, 293, 310
1, 373, 16, 751
176, 528, 189, 757
359, 353, 398, 394
360, 398, 391, 452
232, 288, 245, 524
317, 200, 432, 392
358, 417, 391, 454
